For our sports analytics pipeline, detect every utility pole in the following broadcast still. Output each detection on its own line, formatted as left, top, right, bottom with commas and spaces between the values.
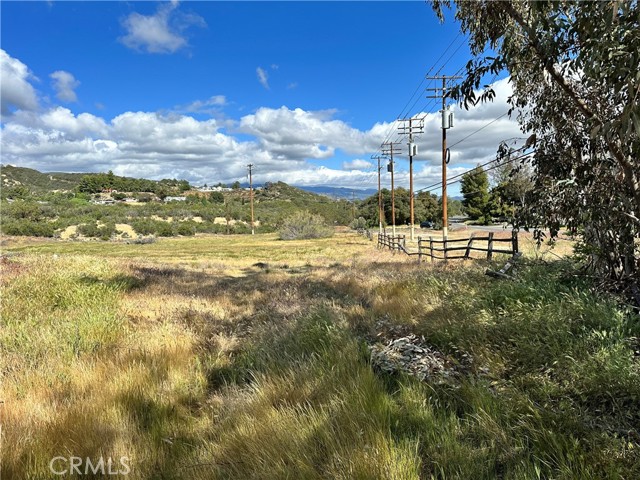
372, 154, 384, 233
426, 75, 461, 240
351, 190, 356, 220
247, 163, 255, 235
398, 117, 424, 241
381, 142, 402, 236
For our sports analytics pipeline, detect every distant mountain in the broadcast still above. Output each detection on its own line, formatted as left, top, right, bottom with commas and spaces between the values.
296, 186, 377, 200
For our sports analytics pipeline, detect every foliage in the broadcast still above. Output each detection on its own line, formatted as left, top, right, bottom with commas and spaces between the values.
1, 219, 55, 237
350, 216, 368, 230
278, 210, 334, 240
1, 180, 355, 240
461, 164, 490, 222
488, 155, 534, 221
0, 164, 84, 192
76, 170, 190, 195
77, 222, 116, 240
359, 189, 443, 226
431, 0, 640, 282
208, 191, 224, 203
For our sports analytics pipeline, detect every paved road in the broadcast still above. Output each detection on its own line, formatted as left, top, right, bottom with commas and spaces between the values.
450, 223, 514, 233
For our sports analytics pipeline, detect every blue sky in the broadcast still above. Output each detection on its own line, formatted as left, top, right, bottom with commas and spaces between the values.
1, 1, 522, 194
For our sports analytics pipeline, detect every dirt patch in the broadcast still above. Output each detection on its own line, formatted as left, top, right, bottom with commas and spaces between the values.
116, 224, 137, 238
59, 225, 78, 239
151, 215, 173, 223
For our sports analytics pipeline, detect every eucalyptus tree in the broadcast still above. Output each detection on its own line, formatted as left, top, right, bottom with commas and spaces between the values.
431, 0, 640, 281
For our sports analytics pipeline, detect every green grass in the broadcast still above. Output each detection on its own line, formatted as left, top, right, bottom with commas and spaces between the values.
1, 233, 639, 478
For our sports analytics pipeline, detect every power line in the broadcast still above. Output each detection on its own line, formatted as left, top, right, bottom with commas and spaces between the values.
448, 112, 509, 149
373, 33, 467, 157
416, 148, 536, 195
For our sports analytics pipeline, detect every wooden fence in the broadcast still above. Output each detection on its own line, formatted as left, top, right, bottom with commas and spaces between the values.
356, 227, 373, 241
377, 232, 407, 252
418, 231, 519, 262
378, 230, 519, 262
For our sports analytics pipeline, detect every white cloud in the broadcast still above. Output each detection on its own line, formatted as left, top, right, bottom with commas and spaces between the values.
256, 67, 269, 90
50, 70, 80, 103
239, 106, 380, 159
119, 1, 206, 54
0, 49, 39, 115
393, 78, 524, 172
0, 51, 524, 193
287, 82, 298, 90
343, 159, 373, 170
176, 95, 227, 114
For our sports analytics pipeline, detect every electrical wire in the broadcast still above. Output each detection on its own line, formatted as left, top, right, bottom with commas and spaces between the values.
416, 148, 535, 195
448, 112, 509, 149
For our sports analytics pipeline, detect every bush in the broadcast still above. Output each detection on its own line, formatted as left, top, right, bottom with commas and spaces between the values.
0, 219, 55, 237
176, 221, 196, 236
349, 216, 368, 230
278, 211, 333, 240
77, 222, 115, 240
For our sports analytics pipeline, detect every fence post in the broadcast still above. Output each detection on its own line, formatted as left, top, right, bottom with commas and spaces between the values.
418, 237, 422, 263
444, 236, 448, 262
511, 230, 518, 254
465, 232, 475, 259
429, 236, 434, 262
487, 232, 494, 260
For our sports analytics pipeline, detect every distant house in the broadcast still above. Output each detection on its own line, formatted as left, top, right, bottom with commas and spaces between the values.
164, 196, 187, 202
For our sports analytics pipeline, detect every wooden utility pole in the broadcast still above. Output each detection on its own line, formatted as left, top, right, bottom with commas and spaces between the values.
381, 142, 402, 236
398, 118, 424, 241
351, 190, 356, 220
426, 75, 461, 240
372, 154, 384, 233
247, 163, 255, 235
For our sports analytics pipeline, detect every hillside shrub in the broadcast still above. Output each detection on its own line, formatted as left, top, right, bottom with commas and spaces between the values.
77, 222, 115, 240
176, 221, 196, 236
349, 216, 368, 230
278, 211, 333, 240
0, 219, 55, 237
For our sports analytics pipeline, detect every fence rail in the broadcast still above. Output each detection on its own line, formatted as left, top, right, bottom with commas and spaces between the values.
377, 232, 407, 252
378, 231, 519, 262
356, 227, 373, 241
418, 231, 518, 261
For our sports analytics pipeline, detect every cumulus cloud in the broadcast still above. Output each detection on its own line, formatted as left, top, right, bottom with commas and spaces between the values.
0, 51, 524, 192
50, 70, 80, 103
397, 78, 524, 173
119, 1, 206, 54
256, 67, 269, 90
343, 159, 373, 170
0, 49, 39, 115
239, 106, 379, 159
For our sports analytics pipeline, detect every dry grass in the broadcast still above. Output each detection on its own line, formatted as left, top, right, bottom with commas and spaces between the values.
1, 231, 638, 478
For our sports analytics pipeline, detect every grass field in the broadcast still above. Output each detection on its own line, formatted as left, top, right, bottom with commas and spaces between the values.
1, 231, 639, 479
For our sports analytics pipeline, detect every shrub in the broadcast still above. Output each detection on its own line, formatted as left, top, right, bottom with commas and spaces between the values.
77, 222, 115, 240
350, 216, 368, 230
176, 221, 196, 236
131, 235, 156, 244
278, 211, 333, 240
0, 219, 55, 237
